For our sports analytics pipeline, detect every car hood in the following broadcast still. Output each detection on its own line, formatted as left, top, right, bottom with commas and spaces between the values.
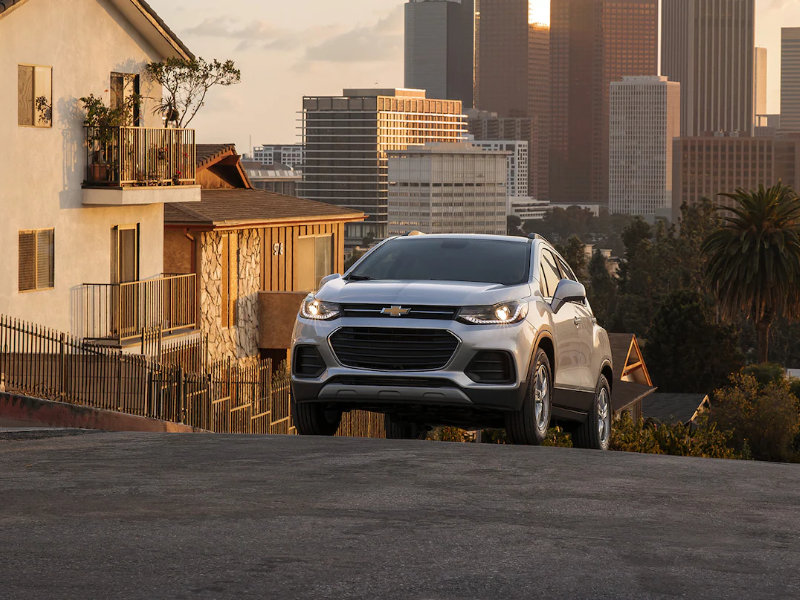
316, 278, 532, 307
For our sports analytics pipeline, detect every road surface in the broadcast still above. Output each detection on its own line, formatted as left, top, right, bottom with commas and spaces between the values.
1, 432, 799, 599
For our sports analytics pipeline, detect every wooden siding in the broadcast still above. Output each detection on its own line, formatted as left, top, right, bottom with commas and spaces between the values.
261, 221, 346, 292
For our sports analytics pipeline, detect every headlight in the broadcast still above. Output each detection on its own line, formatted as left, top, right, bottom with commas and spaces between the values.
458, 300, 529, 325
300, 295, 341, 321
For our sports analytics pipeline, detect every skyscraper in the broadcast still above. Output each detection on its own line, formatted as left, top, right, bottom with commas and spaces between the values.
528, 21, 550, 200
301, 89, 466, 244
475, 0, 528, 117
754, 47, 767, 122
609, 76, 680, 216
404, 0, 475, 107
782, 28, 800, 131
662, 0, 755, 137
550, 0, 658, 206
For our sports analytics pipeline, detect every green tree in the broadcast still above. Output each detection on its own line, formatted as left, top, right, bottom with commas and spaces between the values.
145, 57, 241, 128
702, 183, 800, 363
586, 250, 616, 327
507, 215, 524, 237
556, 235, 587, 281
644, 289, 742, 393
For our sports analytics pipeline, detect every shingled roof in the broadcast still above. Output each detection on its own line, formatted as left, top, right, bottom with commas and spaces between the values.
196, 144, 237, 169
165, 189, 364, 228
0, 0, 23, 14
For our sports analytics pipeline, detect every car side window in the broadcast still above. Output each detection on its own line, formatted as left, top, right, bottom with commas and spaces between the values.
540, 249, 562, 299
557, 256, 577, 282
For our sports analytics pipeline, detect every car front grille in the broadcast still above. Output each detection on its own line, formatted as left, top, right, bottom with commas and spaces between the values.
329, 327, 459, 371
340, 304, 458, 320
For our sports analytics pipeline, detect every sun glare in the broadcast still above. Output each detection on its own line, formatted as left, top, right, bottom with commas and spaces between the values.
528, 0, 550, 26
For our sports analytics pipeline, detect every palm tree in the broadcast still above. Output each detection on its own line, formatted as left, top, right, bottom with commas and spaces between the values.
702, 183, 800, 363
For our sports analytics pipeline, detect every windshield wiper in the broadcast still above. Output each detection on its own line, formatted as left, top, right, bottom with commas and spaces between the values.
347, 274, 373, 281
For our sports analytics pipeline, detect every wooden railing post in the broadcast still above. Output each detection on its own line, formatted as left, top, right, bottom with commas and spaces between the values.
59, 333, 66, 399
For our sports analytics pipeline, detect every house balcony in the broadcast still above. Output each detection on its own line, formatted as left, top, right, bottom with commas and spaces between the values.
82, 126, 201, 206
78, 274, 198, 344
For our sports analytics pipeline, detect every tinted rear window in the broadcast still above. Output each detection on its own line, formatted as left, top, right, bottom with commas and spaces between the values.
348, 238, 531, 285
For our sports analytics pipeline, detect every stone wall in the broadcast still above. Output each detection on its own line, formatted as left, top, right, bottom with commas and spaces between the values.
199, 229, 262, 362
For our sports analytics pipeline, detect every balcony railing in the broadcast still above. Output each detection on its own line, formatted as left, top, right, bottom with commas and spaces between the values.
79, 274, 197, 342
84, 126, 196, 187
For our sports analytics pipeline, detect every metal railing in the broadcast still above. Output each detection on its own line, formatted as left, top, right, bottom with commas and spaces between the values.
79, 274, 197, 341
84, 126, 196, 187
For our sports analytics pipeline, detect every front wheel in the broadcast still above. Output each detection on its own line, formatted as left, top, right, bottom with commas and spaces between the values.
572, 375, 612, 450
505, 348, 552, 445
292, 399, 341, 436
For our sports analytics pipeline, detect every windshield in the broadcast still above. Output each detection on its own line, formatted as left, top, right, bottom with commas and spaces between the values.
348, 238, 531, 285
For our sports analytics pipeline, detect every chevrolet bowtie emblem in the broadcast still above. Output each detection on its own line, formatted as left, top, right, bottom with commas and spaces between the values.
381, 305, 411, 317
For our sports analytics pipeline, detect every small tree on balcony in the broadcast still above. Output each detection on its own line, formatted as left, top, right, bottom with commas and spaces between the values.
80, 93, 141, 166
145, 58, 241, 128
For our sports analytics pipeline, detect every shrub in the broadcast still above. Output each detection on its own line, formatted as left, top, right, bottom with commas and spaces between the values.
741, 362, 786, 388
611, 412, 739, 459
711, 373, 800, 462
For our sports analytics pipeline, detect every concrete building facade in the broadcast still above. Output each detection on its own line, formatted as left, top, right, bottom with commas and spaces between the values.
387, 143, 507, 236
0, 0, 199, 336
550, 0, 659, 207
782, 28, 800, 131
469, 139, 529, 197
672, 134, 800, 222
528, 22, 550, 200
252, 144, 304, 168
404, 0, 474, 107
301, 89, 466, 244
662, 0, 755, 137
609, 76, 681, 216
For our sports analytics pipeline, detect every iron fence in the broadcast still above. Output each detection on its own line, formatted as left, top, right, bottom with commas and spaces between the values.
0, 315, 383, 438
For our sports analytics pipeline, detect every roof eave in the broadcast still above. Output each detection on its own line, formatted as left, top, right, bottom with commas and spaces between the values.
165, 213, 366, 230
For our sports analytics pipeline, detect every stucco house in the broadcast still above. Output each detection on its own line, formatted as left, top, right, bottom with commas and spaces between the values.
0, 0, 200, 347
164, 144, 365, 363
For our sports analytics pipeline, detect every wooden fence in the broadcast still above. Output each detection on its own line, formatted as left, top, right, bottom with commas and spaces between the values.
0, 315, 384, 438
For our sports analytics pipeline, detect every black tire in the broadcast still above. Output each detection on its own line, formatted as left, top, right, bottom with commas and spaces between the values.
384, 413, 427, 440
505, 348, 552, 445
573, 375, 611, 450
292, 399, 341, 436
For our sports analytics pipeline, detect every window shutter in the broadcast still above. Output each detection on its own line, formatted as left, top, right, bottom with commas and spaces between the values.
18, 66, 34, 126
36, 229, 54, 289
18, 232, 36, 291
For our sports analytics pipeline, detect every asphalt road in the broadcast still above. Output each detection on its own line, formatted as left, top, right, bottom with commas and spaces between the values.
1, 433, 799, 599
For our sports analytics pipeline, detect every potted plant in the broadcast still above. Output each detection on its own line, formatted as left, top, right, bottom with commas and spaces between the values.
80, 94, 139, 183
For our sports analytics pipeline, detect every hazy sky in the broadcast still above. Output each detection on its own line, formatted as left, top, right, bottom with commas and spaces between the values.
146, 0, 800, 153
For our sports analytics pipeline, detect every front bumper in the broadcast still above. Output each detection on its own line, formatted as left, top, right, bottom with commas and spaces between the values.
290, 316, 537, 413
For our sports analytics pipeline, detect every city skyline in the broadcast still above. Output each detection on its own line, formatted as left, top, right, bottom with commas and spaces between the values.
146, 0, 799, 152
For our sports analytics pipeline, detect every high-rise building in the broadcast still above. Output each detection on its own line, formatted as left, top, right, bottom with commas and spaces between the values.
609, 76, 680, 216
550, 0, 658, 206
475, 0, 528, 117
754, 47, 767, 122
782, 28, 800, 131
672, 134, 800, 222
469, 139, 529, 197
662, 0, 755, 137
301, 89, 466, 244
404, 0, 474, 107
387, 143, 508, 236
252, 144, 304, 168
466, 108, 535, 196
528, 22, 550, 200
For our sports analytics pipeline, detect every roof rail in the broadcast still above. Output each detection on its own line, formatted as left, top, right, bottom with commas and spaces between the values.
527, 233, 552, 245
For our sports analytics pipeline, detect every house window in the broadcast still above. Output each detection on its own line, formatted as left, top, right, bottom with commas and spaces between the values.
220, 232, 238, 328
19, 229, 54, 292
296, 235, 333, 291
110, 72, 140, 125
18, 65, 52, 127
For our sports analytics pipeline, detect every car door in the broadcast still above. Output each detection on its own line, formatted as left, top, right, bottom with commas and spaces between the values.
556, 255, 595, 391
540, 249, 583, 389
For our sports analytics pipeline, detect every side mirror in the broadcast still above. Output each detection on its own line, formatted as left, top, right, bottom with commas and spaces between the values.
552, 279, 586, 313
319, 273, 341, 287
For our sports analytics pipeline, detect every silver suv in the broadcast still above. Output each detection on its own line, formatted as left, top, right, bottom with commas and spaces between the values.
290, 234, 614, 449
